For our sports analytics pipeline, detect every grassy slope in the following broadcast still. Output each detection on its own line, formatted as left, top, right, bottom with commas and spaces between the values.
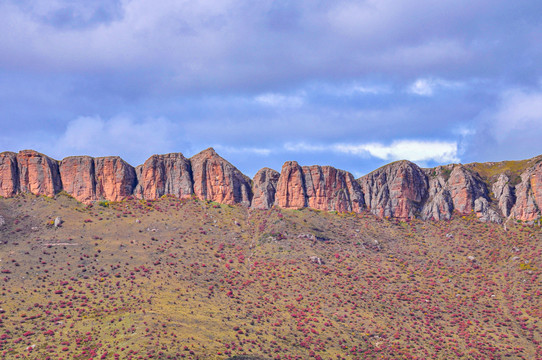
0, 194, 541, 359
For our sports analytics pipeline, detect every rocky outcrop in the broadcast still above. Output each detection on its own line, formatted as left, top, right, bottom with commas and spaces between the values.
421, 165, 497, 221
251, 168, 280, 209
0, 152, 19, 197
135, 153, 193, 200
190, 148, 252, 206
1, 148, 542, 223
59, 156, 97, 203
274, 162, 363, 212
17, 150, 62, 197
94, 157, 137, 202
421, 165, 454, 221
303, 166, 364, 212
447, 166, 488, 214
510, 162, 542, 221
274, 161, 307, 209
359, 160, 428, 219
492, 174, 515, 217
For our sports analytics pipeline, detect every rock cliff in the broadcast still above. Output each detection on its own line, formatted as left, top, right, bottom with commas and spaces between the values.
17, 150, 62, 197
510, 162, 542, 221
94, 157, 137, 202
251, 168, 280, 209
0, 152, 19, 197
134, 153, 193, 200
359, 160, 428, 219
59, 156, 97, 203
1, 148, 541, 223
190, 148, 252, 206
274, 162, 363, 212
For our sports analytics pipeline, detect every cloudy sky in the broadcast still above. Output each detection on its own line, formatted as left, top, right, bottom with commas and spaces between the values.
1, 0, 541, 177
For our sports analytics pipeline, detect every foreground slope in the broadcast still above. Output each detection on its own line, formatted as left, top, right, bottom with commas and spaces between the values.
0, 194, 540, 359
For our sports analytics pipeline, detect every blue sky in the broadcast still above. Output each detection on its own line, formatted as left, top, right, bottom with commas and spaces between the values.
1, 0, 542, 177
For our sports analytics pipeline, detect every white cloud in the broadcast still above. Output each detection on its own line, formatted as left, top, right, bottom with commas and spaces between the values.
283, 142, 327, 152
408, 77, 464, 96
409, 78, 435, 96
490, 89, 542, 141
51, 115, 183, 164
213, 145, 271, 156
254, 92, 305, 107
284, 139, 459, 163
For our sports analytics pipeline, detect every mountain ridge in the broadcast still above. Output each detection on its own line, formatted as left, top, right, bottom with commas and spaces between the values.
1, 148, 541, 222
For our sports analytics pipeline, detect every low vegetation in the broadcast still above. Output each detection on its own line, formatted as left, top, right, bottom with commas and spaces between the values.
0, 194, 540, 359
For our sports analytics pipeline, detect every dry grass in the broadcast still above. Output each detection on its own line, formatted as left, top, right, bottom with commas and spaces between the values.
0, 194, 540, 359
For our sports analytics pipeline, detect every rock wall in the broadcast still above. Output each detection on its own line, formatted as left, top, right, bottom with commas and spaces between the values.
190, 148, 252, 206
273, 162, 363, 212
1, 148, 541, 223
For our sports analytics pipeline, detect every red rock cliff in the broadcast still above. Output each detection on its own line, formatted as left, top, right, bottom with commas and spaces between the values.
358, 160, 428, 219
94, 156, 137, 202
17, 150, 62, 197
510, 162, 542, 221
190, 148, 252, 206
0, 152, 19, 197
274, 162, 363, 212
59, 156, 97, 203
135, 153, 193, 200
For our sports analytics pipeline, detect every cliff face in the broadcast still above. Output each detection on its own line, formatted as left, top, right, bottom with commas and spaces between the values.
1, 148, 541, 223
17, 150, 62, 197
510, 162, 542, 221
359, 160, 428, 219
0, 152, 19, 197
190, 148, 252, 206
273, 162, 363, 212
59, 156, 97, 203
251, 168, 280, 209
134, 153, 193, 200
94, 157, 137, 202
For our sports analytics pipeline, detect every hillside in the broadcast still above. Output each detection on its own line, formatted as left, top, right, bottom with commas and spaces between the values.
0, 194, 540, 359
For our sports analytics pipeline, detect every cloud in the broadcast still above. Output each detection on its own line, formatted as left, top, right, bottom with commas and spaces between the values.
408, 78, 464, 96
254, 92, 305, 107
213, 145, 272, 156
51, 115, 183, 164
284, 140, 459, 164
491, 89, 542, 141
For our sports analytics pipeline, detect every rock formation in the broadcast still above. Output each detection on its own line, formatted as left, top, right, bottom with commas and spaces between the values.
492, 174, 515, 218
17, 150, 62, 197
94, 157, 137, 202
1, 148, 541, 223
359, 160, 428, 219
274, 161, 307, 209
510, 162, 542, 221
274, 162, 363, 212
0, 152, 19, 197
190, 148, 252, 206
59, 156, 97, 203
135, 153, 193, 200
251, 168, 280, 209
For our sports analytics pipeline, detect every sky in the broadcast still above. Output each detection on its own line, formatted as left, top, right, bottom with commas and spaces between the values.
1, 0, 542, 177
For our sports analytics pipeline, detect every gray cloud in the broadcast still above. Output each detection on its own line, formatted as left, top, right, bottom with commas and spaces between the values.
1, 0, 541, 176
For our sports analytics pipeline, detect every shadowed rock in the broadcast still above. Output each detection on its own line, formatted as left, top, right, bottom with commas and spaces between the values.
0, 152, 19, 197
510, 162, 542, 221
135, 153, 193, 200
251, 167, 280, 209
359, 160, 428, 219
